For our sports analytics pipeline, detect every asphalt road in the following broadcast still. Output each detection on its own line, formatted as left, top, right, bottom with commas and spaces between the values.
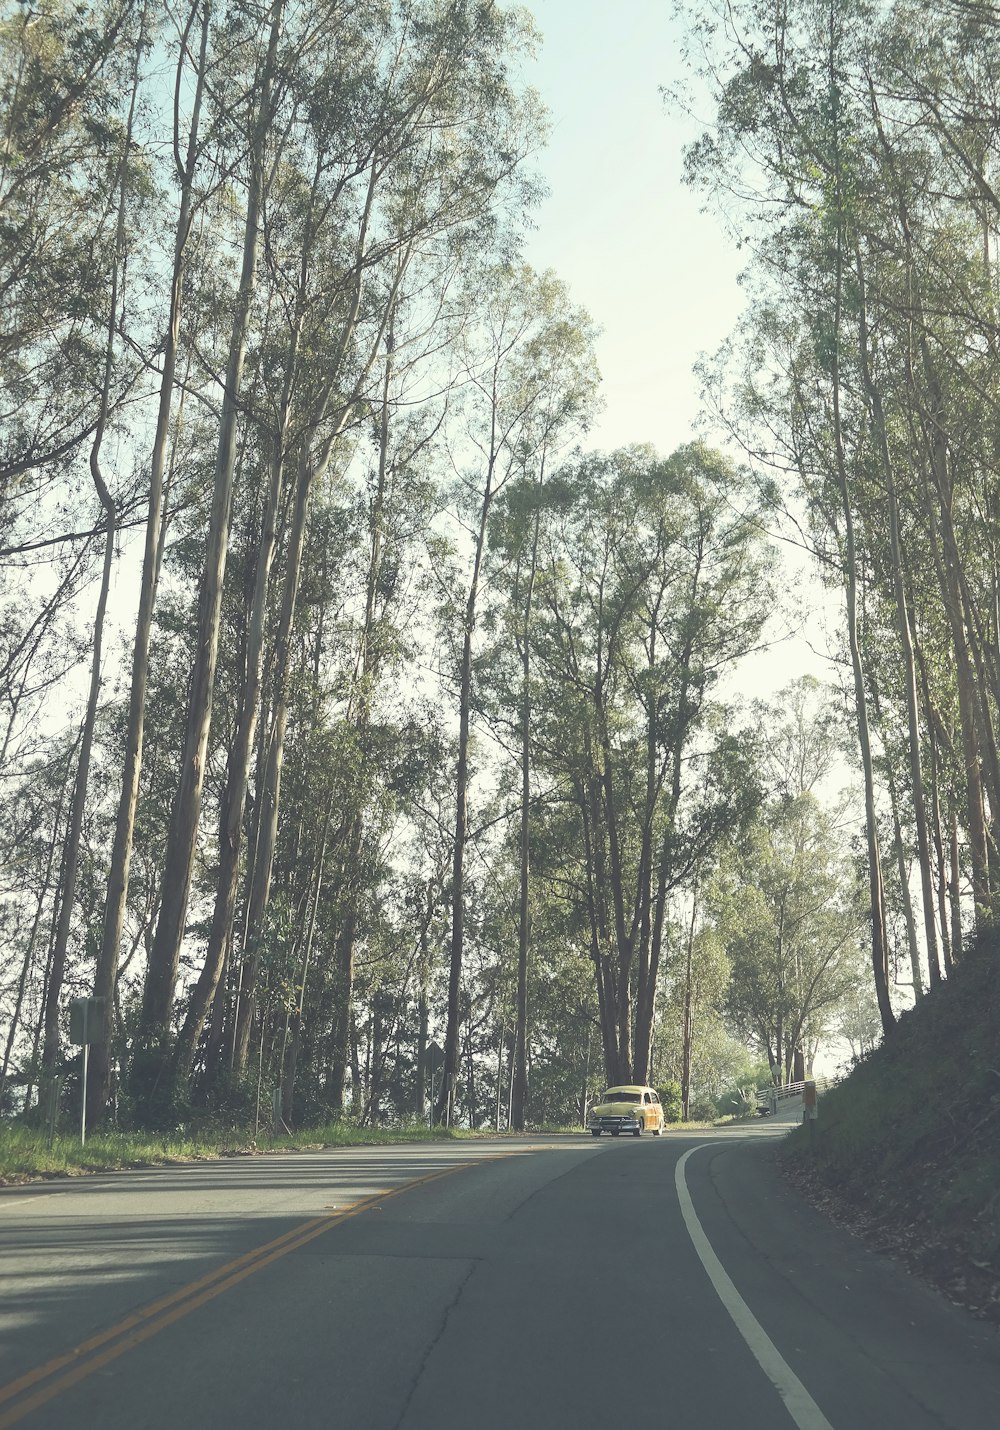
1, 1122, 997, 1429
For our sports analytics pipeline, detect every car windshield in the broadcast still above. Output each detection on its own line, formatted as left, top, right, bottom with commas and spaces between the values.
603, 1090, 640, 1103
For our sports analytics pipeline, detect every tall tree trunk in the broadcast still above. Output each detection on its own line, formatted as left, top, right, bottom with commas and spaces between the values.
279, 801, 330, 1125
415, 924, 430, 1120
923, 423, 991, 916
325, 820, 363, 1110
854, 245, 939, 991
136, 3, 285, 1093
634, 655, 689, 1083
949, 799, 963, 962
594, 670, 635, 1083
828, 51, 894, 1034
233, 219, 396, 1075
680, 886, 697, 1121
884, 131, 992, 914
579, 778, 617, 1082
45, 408, 116, 1083
171, 311, 302, 1086
437, 458, 495, 1126
1, 743, 75, 1104
438, 596, 476, 1125
512, 458, 546, 1130
323, 316, 396, 1107
49, 15, 142, 1084
91, 0, 211, 1123
927, 729, 953, 974
890, 794, 922, 999
632, 603, 661, 1087
870, 684, 923, 1001
840, 466, 893, 1037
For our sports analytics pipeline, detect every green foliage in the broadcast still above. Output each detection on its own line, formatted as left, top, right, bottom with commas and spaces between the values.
656, 1081, 683, 1122
509, 440, 775, 1084
715, 1067, 772, 1118
688, 1097, 719, 1121
706, 680, 867, 1077
674, 0, 1000, 993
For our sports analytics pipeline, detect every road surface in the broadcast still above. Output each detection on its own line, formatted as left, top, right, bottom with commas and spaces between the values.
1, 1121, 997, 1428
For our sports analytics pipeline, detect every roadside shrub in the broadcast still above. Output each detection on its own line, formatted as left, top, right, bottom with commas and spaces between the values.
656, 1081, 683, 1122
688, 1097, 717, 1121
716, 1084, 759, 1117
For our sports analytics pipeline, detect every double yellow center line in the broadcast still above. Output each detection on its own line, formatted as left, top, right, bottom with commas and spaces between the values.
0, 1154, 506, 1428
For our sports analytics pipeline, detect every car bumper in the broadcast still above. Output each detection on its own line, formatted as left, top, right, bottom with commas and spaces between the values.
589, 1116, 640, 1133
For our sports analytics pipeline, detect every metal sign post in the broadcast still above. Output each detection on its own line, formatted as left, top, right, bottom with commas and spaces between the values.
46, 1075, 62, 1150
69, 996, 105, 1146
81, 1036, 89, 1145
426, 1041, 444, 1127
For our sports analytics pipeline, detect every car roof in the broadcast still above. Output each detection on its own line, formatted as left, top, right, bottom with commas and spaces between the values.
603, 1085, 647, 1094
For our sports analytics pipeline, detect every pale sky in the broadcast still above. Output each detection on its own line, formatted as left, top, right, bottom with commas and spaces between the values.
519, 0, 745, 455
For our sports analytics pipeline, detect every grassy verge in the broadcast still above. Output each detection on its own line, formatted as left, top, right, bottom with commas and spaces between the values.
0, 1120, 491, 1185
781, 936, 1000, 1322
1, 1113, 733, 1184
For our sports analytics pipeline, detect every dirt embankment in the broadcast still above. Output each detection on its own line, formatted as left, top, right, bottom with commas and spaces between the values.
782, 937, 1000, 1324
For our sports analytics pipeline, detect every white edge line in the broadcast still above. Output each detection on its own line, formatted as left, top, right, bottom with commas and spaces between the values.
676, 1145, 836, 1430
0, 1194, 58, 1210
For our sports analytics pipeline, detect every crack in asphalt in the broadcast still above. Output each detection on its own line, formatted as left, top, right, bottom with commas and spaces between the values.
388, 1148, 599, 1426
498, 1144, 602, 1223
389, 1260, 478, 1430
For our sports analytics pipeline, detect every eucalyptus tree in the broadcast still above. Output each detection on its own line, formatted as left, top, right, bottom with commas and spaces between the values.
696, 0, 1000, 939
110, 0, 543, 1116
221, 0, 545, 1093
431, 262, 599, 1126
656, 914, 731, 1120
0, 0, 160, 1105
90, 0, 214, 1119
133, 0, 290, 1102
42, 4, 152, 1088
527, 444, 772, 1087
0, 737, 79, 1109
0, 0, 147, 776
479, 274, 600, 1128
712, 792, 868, 1084
672, 0, 1000, 1026
308, 369, 457, 1117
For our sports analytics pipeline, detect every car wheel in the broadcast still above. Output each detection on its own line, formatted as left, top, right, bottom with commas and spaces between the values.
611, 1128, 620, 1137
633, 1124, 641, 1136
591, 1128, 601, 1137
653, 1126, 662, 1136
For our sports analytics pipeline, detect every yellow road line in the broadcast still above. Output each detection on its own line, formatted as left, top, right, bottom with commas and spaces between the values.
0, 1154, 511, 1429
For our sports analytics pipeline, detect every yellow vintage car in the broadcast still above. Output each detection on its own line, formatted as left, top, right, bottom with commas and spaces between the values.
588, 1085, 664, 1137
